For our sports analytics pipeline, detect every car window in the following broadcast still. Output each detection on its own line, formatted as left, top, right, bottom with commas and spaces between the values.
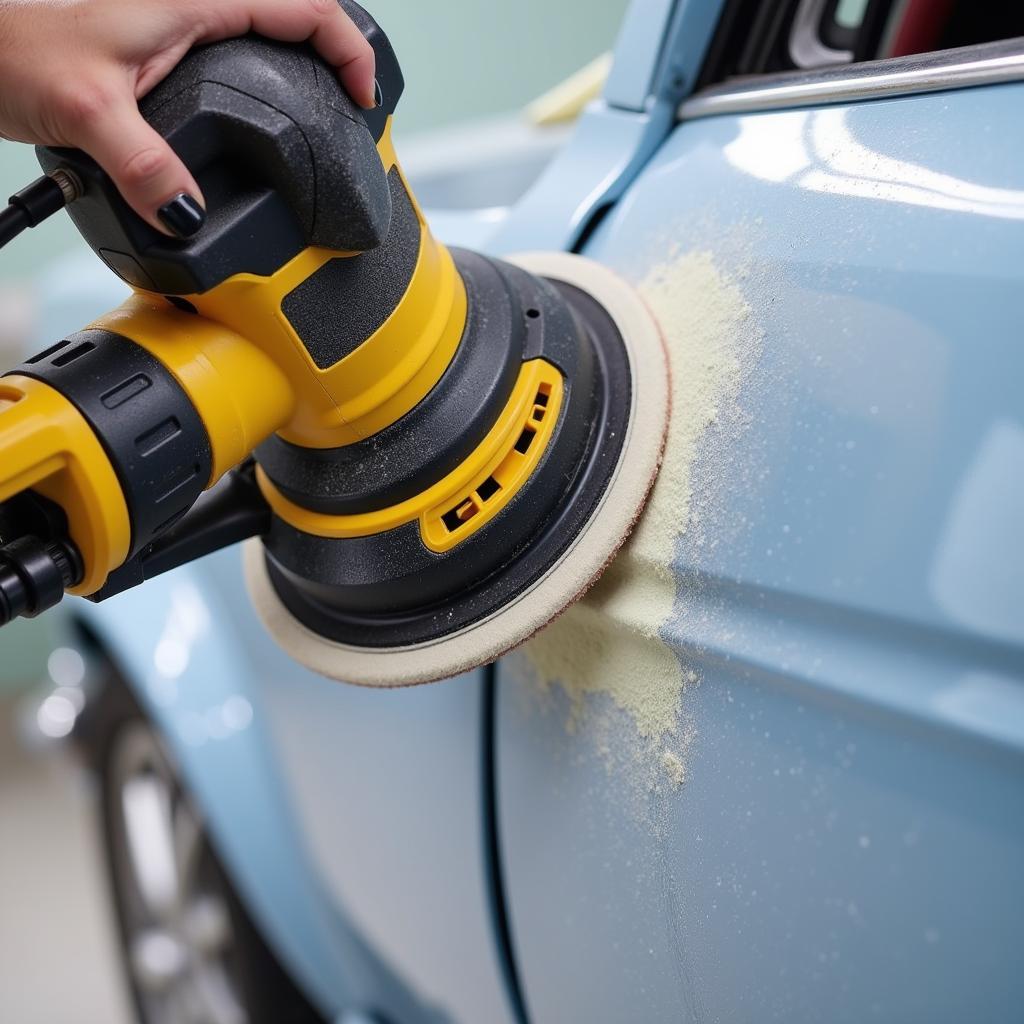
699, 0, 1024, 86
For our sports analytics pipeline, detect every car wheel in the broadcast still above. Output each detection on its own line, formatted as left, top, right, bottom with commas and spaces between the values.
77, 637, 323, 1024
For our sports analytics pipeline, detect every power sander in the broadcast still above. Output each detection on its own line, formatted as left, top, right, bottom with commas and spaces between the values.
0, 2, 668, 685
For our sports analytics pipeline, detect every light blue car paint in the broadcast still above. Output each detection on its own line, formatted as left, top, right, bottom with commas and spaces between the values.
74, 566, 360, 1017
604, 0, 680, 109
495, 82, 1024, 1022
488, 103, 674, 252
605, 0, 726, 110
490, 0, 725, 253
41, 1, 1023, 1021
75, 550, 510, 1024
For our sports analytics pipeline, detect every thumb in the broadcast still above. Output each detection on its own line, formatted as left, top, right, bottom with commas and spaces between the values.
69, 89, 205, 238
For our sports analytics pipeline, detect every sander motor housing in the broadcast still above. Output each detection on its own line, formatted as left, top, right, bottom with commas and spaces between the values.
0, 2, 666, 683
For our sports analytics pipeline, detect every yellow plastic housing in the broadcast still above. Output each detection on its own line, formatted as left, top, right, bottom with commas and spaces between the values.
0, 375, 130, 594
256, 359, 565, 551
90, 295, 295, 484
0, 119, 469, 595
170, 119, 467, 450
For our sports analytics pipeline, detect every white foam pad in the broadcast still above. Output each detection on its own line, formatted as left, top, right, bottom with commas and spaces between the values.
244, 252, 670, 687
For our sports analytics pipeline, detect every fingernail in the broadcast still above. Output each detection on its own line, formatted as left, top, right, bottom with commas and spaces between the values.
157, 193, 205, 238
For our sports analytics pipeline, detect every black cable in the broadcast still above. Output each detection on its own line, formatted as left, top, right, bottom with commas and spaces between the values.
0, 172, 77, 250
481, 666, 532, 1024
0, 204, 30, 247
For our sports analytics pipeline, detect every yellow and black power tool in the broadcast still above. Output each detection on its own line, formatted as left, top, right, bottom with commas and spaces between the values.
0, 2, 668, 685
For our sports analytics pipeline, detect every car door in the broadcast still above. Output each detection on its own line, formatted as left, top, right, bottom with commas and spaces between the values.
492, 3, 1024, 1022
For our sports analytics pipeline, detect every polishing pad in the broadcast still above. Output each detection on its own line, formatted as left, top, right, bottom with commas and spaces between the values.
244, 252, 669, 686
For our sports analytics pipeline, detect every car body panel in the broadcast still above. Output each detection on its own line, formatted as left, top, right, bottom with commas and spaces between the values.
604, 0, 679, 109
494, 81, 1024, 1022
491, 0, 724, 252
33, 3, 1023, 1020
75, 551, 515, 1024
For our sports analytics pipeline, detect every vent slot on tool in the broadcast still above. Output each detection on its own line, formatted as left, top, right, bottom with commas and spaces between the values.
423, 369, 562, 553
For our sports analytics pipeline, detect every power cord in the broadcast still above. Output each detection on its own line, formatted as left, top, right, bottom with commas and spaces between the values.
0, 169, 80, 249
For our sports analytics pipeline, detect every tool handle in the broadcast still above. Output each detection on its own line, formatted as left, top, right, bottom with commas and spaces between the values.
36, 2, 405, 296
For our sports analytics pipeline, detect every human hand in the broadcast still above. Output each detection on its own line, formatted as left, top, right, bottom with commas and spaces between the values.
0, 0, 375, 236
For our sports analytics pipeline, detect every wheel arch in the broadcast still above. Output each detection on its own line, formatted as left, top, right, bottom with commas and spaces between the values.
67, 564, 349, 1019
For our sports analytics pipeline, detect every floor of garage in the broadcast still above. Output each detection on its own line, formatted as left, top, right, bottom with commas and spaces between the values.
0, 695, 133, 1023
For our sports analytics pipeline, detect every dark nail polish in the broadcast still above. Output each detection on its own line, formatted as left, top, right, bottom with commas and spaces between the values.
157, 193, 205, 238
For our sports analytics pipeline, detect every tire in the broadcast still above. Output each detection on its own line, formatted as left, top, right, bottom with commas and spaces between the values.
75, 630, 323, 1024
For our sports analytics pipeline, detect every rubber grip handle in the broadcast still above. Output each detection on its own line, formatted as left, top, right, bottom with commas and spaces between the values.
36, 2, 405, 295
281, 168, 422, 370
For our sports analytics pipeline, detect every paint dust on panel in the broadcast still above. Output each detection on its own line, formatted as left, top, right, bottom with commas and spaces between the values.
519, 247, 763, 794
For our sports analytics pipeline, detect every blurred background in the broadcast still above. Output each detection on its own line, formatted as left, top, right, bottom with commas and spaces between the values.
0, 1, 627, 1020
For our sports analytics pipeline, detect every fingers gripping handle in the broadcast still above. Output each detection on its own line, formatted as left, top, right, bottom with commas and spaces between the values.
36, 2, 405, 296
338, 0, 406, 136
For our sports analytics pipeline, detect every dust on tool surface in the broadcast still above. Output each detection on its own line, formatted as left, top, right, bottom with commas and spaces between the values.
0, 2, 670, 687
248, 252, 670, 686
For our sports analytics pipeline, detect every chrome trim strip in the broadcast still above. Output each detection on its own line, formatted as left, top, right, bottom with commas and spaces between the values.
680, 36, 1024, 119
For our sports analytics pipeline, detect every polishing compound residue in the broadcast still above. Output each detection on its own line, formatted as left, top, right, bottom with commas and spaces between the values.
519, 248, 763, 788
